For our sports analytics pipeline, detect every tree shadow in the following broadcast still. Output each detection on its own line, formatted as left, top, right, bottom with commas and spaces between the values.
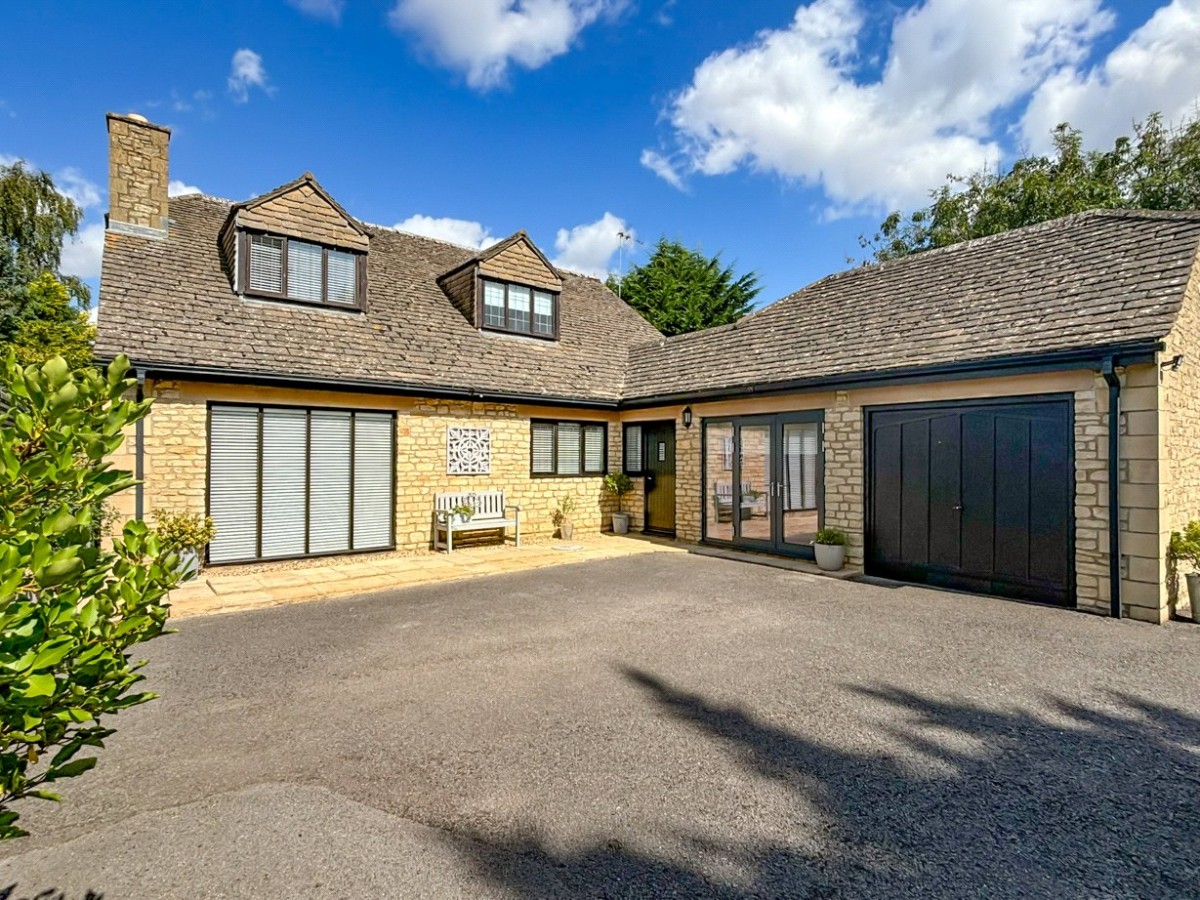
442, 667, 1200, 898
0, 887, 102, 900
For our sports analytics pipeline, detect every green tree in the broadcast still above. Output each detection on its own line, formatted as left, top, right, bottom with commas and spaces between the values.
11, 273, 95, 369
607, 238, 760, 336
0, 160, 91, 351
0, 353, 180, 840
861, 113, 1200, 262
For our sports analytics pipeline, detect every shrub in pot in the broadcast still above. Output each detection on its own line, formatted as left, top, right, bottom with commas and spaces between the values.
1169, 522, 1200, 620
553, 495, 577, 540
603, 473, 635, 534
813, 527, 847, 572
152, 509, 217, 581
450, 503, 474, 525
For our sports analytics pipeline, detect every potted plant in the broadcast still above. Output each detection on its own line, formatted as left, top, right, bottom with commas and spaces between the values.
813, 527, 847, 572
553, 494, 577, 540
450, 502, 474, 525
603, 473, 635, 534
1169, 521, 1200, 620
152, 508, 217, 582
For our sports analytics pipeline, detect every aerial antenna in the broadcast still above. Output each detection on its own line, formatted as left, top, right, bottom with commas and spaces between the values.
615, 230, 643, 299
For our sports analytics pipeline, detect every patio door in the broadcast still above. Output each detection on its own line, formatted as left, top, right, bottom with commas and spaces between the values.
703, 412, 823, 558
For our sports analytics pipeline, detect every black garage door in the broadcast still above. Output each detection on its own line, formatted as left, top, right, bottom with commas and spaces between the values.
866, 396, 1073, 605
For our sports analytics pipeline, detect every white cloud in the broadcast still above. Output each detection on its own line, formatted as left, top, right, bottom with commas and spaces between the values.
1022, 0, 1200, 152
389, 0, 626, 89
168, 180, 203, 197
551, 212, 629, 277
56, 167, 102, 210
228, 49, 270, 102
0, 153, 18, 167
394, 214, 499, 248
60, 222, 105, 281
288, 0, 345, 21
643, 0, 1114, 210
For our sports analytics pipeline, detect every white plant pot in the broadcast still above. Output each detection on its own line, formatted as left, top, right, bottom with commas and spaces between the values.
813, 542, 845, 572
612, 512, 630, 534
453, 513, 470, 525
560, 521, 574, 541
175, 548, 201, 583
1187, 573, 1200, 621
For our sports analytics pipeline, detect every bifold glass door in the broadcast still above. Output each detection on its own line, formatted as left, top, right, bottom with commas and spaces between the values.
703, 412, 823, 557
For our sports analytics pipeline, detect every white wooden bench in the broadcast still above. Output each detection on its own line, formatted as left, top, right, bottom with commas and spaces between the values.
433, 491, 521, 552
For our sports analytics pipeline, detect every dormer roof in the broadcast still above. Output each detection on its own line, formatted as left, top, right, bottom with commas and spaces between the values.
438, 230, 563, 292
221, 172, 369, 252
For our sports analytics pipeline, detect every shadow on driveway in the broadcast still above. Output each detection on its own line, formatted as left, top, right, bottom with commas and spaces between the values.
445, 666, 1200, 898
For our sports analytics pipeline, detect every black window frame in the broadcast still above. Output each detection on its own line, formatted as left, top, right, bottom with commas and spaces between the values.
478, 276, 559, 340
205, 402, 396, 565
530, 420, 608, 477
239, 229, 367, 311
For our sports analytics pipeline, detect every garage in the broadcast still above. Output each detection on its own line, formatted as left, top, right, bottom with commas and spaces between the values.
866, 395, 1073, 605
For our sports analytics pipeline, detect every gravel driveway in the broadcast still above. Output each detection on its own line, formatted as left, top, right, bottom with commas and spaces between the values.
2, 552, 1199, 899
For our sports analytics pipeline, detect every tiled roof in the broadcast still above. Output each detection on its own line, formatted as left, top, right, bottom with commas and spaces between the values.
95, 195, 660, 403
623, 210, 1200, 400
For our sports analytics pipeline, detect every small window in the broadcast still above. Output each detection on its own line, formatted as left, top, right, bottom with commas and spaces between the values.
531, 421, 606, 476
242, 231, 364, 309
624, 424, 643, 474
481, 278, 557, 338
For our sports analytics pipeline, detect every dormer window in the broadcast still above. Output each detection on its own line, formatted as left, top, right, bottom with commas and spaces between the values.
241, 231, 365, 309
481, 278, 557, 338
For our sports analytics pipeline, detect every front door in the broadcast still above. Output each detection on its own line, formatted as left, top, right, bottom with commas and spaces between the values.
703, 412, 824, 558
643, 422, 676, 535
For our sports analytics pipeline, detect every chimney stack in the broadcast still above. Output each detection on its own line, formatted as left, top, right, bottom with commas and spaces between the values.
106, 112, 170, 238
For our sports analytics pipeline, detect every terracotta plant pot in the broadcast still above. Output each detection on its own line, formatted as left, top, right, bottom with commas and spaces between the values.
813, 542, 845, 572
612, 512, 630, 534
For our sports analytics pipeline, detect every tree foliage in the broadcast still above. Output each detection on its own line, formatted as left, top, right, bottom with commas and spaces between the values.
10, 273, 94, 370
608, 238, 760, 336
861, 112, 1200, 262
0, 354, 180, 840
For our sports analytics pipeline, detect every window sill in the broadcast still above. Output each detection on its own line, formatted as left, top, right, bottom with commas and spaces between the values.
241, 291, 364, 313
479, 326, 557, 342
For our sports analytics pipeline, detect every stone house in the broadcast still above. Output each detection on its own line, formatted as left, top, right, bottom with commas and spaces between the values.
97, 112, 1200, 624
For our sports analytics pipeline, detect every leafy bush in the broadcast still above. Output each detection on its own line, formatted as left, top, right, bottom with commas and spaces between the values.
0, 353, 181, 839
814, 527, 847, 546
602, 473, 635, 514
151, 508, 216, 556
552, 494, 577, 526
1169, 521, 1200, 573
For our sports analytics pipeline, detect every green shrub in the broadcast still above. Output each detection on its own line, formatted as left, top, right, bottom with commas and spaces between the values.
1169, 521, 1200, 572
602, 473, 635, 514
151, 508, 216, 556
814, 527, 847, 546
0, 353, 181, 839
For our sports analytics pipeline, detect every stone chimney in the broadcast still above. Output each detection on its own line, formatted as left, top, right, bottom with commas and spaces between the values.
106, 112, 170, 238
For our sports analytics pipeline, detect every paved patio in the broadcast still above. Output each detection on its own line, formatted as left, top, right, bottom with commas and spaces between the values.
2, 553, 1198, 898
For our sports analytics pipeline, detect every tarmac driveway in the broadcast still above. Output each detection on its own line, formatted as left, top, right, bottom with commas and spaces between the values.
2, 552, 1199, 899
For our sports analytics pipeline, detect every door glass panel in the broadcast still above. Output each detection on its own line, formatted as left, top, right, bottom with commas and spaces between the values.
737, 424, 772, 543
781, 421, 821, 548
705, 422, 734, 542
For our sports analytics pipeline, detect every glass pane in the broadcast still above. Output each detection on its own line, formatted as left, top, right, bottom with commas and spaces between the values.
531, 423, 555, 474
260, 408, 308, 559
288, 240, 324, 302
705, 422, 734, 542
484, 281, 506, 328
248, 234, 283, 294
327, 249, 357, 305
533, 291, 554, 334
624, 425, 642, 473
308, 410, 352, 553
556, 423, 581, 475
508, 285, 531, 333
583, 425, 605, 473
738, 424, 772, 542
782, 422, 820, 547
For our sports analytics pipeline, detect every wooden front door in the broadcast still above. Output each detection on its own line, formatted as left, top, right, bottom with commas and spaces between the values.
643, 422, 676, 535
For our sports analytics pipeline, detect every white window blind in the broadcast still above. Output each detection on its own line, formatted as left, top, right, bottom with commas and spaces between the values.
783, 423, 819, 511
531, 423, 555, 474
308, 410, 352, 554
260, 408, 308, 559
556, 424, 581, 476
353, 413, 393, 550
248, 234, 283, 294
327, 249, 357, 305
583, 425, 605, 473
207, 406, 260, 563
288, 240, 324, 302
624, 425, 642, 472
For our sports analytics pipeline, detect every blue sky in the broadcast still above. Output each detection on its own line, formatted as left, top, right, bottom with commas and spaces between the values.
2, 0, 1199, 311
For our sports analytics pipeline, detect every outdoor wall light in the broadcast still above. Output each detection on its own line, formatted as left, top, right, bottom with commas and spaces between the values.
1161, 353, 1185, 372
682, 406, 694, 429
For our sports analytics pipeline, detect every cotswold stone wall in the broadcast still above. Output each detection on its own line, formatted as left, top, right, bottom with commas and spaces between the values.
823, 395, 865, 567
106, 113, 170, 233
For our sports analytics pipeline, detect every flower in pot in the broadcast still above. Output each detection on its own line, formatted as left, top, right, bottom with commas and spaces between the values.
812, 527, 847, 572
450, 503, 475, 525
152, 508, 217, 582
553, 494, 577, 540
1169, 522, 1200, 620
603, 473, 635, 534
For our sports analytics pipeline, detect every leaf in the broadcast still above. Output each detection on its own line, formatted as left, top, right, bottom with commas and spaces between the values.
30, 637, 75, 670
41, 356, 70, 389
36, 554, 83, 587
45, 757, 98, 781
22, 672, 57, 697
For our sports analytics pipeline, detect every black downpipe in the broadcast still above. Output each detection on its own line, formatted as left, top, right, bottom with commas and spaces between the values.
1101, 358, 1121, 619
135, 369, 146, 521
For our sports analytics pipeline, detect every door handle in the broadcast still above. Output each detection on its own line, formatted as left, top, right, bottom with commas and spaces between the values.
952, 504, 963, 511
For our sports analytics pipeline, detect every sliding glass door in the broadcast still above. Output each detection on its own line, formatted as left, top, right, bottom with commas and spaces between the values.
702, 412, 824, 558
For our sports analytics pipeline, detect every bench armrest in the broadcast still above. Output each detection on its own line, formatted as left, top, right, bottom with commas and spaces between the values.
434, 510, 452, 525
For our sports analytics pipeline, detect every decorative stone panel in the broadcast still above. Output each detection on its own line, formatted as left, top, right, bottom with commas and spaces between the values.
446, 426, 491, 475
